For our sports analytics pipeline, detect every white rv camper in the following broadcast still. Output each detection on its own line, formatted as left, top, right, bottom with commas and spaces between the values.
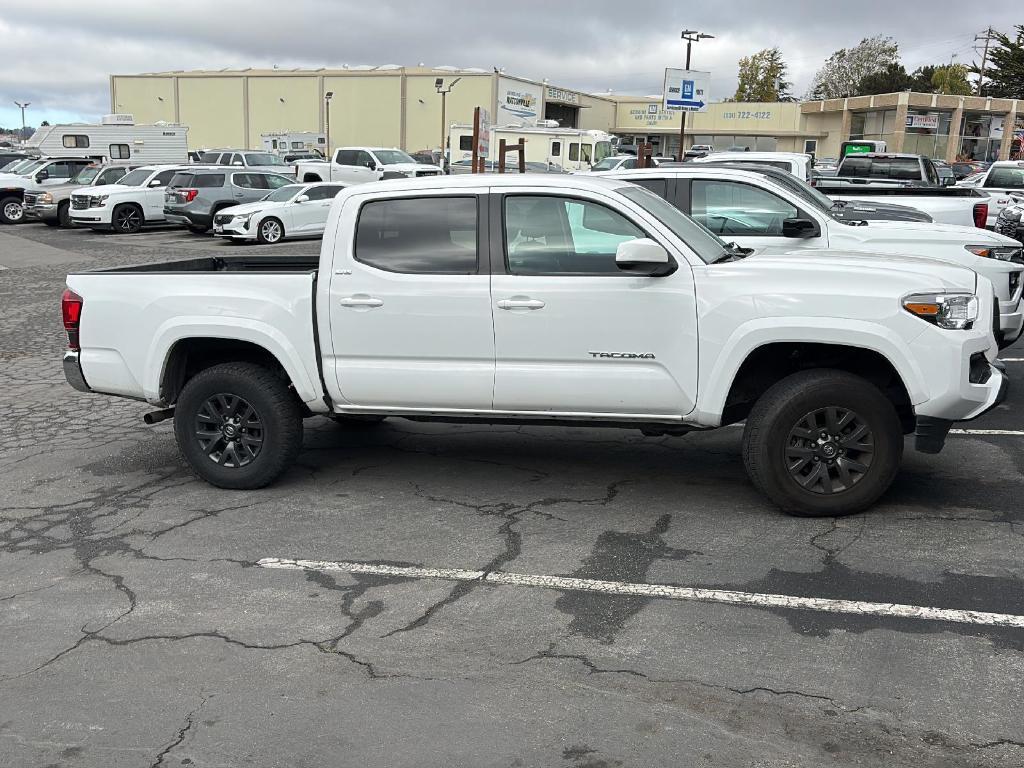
448, 122, 615, 172
261, 131, 326, 157
25, 115, 189, 164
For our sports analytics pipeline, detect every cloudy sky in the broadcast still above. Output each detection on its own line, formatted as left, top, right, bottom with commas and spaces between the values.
0, 0, 1016, 128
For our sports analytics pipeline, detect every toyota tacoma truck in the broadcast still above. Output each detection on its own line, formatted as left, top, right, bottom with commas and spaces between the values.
61, 175, 1006, 517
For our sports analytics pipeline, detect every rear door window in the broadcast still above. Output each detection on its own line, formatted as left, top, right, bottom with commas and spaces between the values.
986, 167, 1024, 189
355, 196, 478, 274
151, 169, 177, 186
887, 158, 921, 180
336, 150, 358, 166
232, 173, 259, 189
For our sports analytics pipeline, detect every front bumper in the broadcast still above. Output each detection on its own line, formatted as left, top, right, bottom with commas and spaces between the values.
24, 202, 57, 221
63, 351, 90, 393
212, 216, 254, 239
915, 367, 1008, 453
70, 208, 112, 227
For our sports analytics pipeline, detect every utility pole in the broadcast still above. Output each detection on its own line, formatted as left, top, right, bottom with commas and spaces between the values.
435, 77, 461, 157
974, 26, 997, 96
324, 91, 333, 162
676, 31, 713, 162
13, 101, 30, 142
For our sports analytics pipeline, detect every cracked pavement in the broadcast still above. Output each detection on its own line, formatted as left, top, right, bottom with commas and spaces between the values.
2, 225, 1024, 767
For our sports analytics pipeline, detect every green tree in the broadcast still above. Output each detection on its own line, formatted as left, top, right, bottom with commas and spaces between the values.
910, 65, 938, 92
978, 26, 1024, 98
855, 63, 913, 95
733, 47, 792, 102
808, 35, 900, 99
931, 63, 971, 95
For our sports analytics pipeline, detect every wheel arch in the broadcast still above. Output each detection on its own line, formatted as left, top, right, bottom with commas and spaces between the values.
697, 321, 926, 430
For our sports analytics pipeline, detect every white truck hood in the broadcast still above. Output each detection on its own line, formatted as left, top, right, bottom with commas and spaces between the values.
836, 219, 1018, 247
385, 162, 442, 174
748, 246, 977, 294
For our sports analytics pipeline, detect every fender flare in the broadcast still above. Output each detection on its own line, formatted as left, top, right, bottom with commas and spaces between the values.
693, 317, 928, 424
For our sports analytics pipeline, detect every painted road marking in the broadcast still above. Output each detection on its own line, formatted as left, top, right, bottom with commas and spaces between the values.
999, 358, 1023, 362
257, 558, 1024, 630
950, 429, 1024, 436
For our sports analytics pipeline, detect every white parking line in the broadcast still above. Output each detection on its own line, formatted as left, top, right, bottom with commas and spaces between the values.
1000, 358, 1024, 362
257, 558, 1024, 630
950, 429, 1024, 436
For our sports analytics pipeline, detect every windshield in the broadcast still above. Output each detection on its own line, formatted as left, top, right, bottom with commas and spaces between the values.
617, 184, 728, 264
265, 184, 303, 202
71, 167, 102, 185
243, 153, 285, 166
117, 168, 153, 187
373, 150, 416, 165
592, 157, 623, 171
8, 159, 44, 175
594, 141, 613, 163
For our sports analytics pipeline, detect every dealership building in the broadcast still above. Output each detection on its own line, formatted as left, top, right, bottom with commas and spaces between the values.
110, 68, 1024, 161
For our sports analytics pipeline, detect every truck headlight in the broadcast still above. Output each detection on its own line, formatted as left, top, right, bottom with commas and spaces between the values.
903, 292, 978, 330
37, 192, 53, 204
966, 244, 1021, 261
96, 195, 110, 207
232, 213, 253, 227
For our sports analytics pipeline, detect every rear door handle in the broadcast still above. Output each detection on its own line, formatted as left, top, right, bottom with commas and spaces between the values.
497, 299, 545, 310
339, 296, 383, 308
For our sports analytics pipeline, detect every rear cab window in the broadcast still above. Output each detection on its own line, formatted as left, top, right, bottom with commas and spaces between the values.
355, 196, 478, 274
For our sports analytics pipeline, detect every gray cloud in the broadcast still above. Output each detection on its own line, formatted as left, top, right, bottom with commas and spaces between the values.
0, 0, 1014, 126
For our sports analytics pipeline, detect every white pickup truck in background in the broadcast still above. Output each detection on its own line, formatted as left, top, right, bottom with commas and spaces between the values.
601, 166, 1024, 347
294, 147, 443, 185
62, 175, 1006, 517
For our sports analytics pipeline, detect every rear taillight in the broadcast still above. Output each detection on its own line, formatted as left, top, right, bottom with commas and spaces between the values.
61, 288, 83, 351
974, 202, 989, 229
182, 188, 199, 203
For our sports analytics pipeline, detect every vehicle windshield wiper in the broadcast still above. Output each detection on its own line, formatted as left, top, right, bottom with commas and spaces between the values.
710, 241, 754, 264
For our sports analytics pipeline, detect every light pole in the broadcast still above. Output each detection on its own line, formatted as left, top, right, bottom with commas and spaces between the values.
324, 91, 333, 161
13, 101, 30, 143
435, 77, 461, 158
676, 31, 713, 162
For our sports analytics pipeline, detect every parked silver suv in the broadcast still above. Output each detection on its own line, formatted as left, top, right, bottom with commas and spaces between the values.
164, 169, 295, 233
24, 162, 138, 228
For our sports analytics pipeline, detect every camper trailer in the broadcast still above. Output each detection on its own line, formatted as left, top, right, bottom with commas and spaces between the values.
448, 122, 615, 172
25, 115, 189, 164
261, 131, 326, 158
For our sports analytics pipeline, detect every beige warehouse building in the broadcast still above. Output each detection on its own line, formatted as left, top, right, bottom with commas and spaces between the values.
110, 67, 618, 153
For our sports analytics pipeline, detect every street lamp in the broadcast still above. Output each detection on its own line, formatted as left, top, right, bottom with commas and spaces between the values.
676, 31, 714, 162
436, 77, 461, 157
13, 101, 30, 143
324, 91, 333, 162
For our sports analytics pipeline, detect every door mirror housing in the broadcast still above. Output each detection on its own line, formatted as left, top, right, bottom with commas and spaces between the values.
295, 194, 310, 204
35, 170, 49, 182
615, 238, 675, 277
782, 217, 817, 238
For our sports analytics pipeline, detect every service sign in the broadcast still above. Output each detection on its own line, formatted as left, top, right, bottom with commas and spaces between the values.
663, 69, 710, 113
476, 108, 491, 159
546, 87, 579, 106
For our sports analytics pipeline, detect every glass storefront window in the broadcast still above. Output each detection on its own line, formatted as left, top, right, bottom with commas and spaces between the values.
903, 109, 952, 159
958, 113, 1002, 162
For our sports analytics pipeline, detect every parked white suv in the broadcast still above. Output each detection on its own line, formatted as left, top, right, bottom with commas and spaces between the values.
295, 147, 443, 185
62, 174, 1006, 517
69, 165, 192, 233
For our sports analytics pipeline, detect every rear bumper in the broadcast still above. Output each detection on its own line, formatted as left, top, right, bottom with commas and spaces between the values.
164, 209, 212, 228
63, 351, 91, 393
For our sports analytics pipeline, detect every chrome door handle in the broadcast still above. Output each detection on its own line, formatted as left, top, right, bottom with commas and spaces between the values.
339, 296, 383, 308
497, 299, 545, 310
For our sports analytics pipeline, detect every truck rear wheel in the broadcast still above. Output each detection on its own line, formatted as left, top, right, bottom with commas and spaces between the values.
173, 362, 303, 489
0, 196, 24, 225
742, 369, 903, 517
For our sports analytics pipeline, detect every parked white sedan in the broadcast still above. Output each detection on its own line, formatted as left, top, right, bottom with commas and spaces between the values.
213, 181, 345, 244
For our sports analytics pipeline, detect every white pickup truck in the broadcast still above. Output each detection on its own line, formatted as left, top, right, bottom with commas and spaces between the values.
62, 175, 1006, 517
294, 147, 443, 185
602, 166, 1024, 347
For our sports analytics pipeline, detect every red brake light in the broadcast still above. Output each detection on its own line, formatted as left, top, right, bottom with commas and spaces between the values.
973, 202, 988, 229
182, 188, 199, 203
61, 288, 83, 350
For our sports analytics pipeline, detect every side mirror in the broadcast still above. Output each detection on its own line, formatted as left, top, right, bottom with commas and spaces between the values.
149, 179, 162, 187
782, 217, 817, 238
615, 238, 675, 277
232, 161, 244, 167
295, 194, 310, 204
366, 162, 377, 170
35, 170, 49, 181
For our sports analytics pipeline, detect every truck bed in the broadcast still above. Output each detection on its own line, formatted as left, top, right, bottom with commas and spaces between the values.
91, 254, 321, 274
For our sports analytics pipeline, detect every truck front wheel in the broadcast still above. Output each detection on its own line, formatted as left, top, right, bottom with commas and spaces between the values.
742, 369, 903, 517
112, 203, 144, 234
0, 196, 24, 224
173, 362, 303, 489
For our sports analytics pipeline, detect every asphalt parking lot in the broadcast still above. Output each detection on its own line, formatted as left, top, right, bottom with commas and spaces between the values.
1, 222, 1023, 768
